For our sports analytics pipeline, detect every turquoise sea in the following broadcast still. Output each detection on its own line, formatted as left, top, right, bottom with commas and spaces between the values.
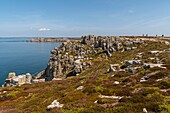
0, 37, 61, 86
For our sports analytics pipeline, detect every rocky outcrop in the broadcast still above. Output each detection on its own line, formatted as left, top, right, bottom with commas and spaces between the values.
39, 41, 94, 81
2, 72, 32, 87
3, 35, 147, 87
81, 35, 114, 50
37, 35, 145, 81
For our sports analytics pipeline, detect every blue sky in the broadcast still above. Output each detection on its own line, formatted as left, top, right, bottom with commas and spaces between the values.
0, 0, 170, 37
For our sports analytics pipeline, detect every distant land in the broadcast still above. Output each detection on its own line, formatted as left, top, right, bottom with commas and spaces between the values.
26, 37, 81, 42
26, 36, 170, 43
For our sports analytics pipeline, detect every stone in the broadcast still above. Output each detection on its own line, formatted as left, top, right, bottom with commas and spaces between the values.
111, 74, 115, 77
118, 69, 126, 72
128, 68, 138, 73
94, 100, 98, 104
149, 50, 160, 54
164, 41, 170, 45
89, 57, 93, 60
143, 108, 147, 113
114, 81, 120, 85
131, 47, 137, 50
8, 72, 16, 78
3, 72, 33, 87
137, 52, 143, 55
124, 60, 133, 67
133, 40, 144, 44
125, 47, 131, 51
52, 78, 62, 81
139, 76, 149, 82
76, 86, 84, 90
32, 79, 45, 83
99, 95, 122, 100
47, 100, 64, 110
143, 63, 166, 69
136, 54, 142, 58
148, 57, 155, 60
3, 91, 7, 94
107, 64, 116, 72
140, 78, 147, 82
123, 41, 133, 46
106, 50, 112, 57
109, 47, 116, 52
125, 60, 143, 67
156, 79, 163, 82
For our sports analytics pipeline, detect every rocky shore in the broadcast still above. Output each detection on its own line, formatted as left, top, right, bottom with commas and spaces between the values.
3, 35, 170, 87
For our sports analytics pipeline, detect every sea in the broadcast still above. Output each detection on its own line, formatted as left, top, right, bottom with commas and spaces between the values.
0, 37, 61, 86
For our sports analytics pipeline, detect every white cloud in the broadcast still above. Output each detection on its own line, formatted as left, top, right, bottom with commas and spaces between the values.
38, 28, 51, 31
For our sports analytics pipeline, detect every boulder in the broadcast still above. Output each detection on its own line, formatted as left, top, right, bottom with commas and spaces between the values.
136, 54, 142, 58
106, 50, 112, 57
148, 50, 160, 54
133, 40, 144, 44
131, 47, 137, 50
125, 60, 143, 67
114, 81, 120, 85
107, 64, 116, 72
125, 47, 131, 51
118, 69, 126, 72
76, 86, 84, 90
99, 95, 122, 99
143, 108, 147, 113
47, 100, 64, 110
123, 41, 133, 46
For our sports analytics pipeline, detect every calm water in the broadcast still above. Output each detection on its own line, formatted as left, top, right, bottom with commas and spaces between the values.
0, 37, 61, 85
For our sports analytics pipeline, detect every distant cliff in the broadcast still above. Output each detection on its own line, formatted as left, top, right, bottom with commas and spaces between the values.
26, 38, 80, 42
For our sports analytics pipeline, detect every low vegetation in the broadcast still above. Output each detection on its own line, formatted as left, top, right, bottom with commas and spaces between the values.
0, 39, 170, 113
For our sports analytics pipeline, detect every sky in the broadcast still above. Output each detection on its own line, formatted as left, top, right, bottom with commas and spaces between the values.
0, 0, 170, 37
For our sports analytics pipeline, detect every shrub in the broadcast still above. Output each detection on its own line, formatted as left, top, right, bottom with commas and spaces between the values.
83, 86, 96, 95
158, 80, 170, 89
159, 103, 170, 113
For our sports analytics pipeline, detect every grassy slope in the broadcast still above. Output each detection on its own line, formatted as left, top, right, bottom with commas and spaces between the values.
0, 41, 170, 113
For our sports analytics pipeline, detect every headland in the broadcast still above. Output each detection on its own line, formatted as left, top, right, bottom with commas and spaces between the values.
0, 35, 170, 113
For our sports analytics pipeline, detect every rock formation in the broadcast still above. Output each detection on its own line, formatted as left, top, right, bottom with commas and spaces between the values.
37, 35, 145, 81
2, 72, 32, 87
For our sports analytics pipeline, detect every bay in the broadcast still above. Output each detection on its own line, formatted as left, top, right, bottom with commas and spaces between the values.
0, 37, 61, 85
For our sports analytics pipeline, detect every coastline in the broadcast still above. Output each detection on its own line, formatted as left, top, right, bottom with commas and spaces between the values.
2, 35, 170, 87
26, 37, 81, 42
1, 35, 170, 112
0, 38, 62, 86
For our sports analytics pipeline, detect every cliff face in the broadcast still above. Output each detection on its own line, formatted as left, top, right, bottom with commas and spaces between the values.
39, 35, 116, 81
39, 35, 143, 81
40, 41, 94, 81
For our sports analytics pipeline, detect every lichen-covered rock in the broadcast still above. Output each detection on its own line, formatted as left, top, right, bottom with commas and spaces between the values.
47, 100, 64, 110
